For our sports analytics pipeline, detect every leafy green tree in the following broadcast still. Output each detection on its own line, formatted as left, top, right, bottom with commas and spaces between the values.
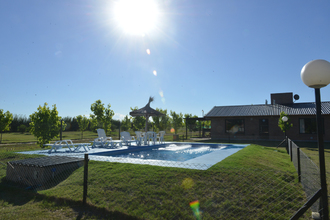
184, 114, 199, 132
18, 124, 27, 133
90, 100, 114, 135
76, 115, 90, 139
0, 109, 13, 144
29, 103, 62, 148
104, 104, 115, 135
130, 106, 145, 131
152, 108, 169, 132
278, 111, 293, 136
203, 120, 211, 129
62, 116, 79, 131
90, 100, 105, 128
170, 111, 183, 134
10, 114, 30, 132
121, 115, 132, 131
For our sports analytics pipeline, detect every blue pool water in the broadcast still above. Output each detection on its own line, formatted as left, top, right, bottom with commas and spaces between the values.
18, 142, 248, 170
99, 144, 245, 162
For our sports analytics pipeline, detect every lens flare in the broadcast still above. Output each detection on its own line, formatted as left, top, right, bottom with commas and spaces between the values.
189, 200, 201, 220
182, 178, 194, 189
146, 49, 150, 55
153, 70, 157, 76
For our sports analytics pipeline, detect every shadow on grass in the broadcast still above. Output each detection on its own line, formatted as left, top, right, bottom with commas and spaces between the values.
0, 184, 141, 220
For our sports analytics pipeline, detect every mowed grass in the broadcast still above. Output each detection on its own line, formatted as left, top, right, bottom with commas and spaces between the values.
0, 142, 308, 219
0, 130, 185, 144
0, 131, 100, 144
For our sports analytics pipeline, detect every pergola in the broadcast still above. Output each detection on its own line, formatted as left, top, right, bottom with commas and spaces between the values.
184, 117, 210, 139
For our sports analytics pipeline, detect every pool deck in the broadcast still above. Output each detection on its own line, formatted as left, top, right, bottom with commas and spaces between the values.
18, 142, 248, 170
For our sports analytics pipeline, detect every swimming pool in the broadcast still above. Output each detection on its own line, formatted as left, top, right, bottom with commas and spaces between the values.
92, 144, 242, 162
18, 142, 248, 170
89, 143, 247, 170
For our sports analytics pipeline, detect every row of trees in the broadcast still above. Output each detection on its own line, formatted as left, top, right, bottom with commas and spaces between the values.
0, 100, 209, 145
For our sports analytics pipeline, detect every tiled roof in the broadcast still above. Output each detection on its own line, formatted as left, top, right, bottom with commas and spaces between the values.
205, 102, 330, 117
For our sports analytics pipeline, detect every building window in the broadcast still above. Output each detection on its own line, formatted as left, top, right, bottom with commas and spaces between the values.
299, 118, 317, 134
225, 119, 245, 134
259, 119, 269, 135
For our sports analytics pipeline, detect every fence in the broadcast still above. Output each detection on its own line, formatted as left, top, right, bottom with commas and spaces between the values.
0, 146, 319, 219
286, 138, 329, 219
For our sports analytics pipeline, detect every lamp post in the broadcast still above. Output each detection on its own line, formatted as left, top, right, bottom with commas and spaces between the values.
301, 59, 330, 220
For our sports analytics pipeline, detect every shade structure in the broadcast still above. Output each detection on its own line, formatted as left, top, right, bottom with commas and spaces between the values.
129, 97, 165, 132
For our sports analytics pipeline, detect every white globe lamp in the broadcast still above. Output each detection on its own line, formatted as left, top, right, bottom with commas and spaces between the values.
300, 59, 330, 219
301, 59, 330, 88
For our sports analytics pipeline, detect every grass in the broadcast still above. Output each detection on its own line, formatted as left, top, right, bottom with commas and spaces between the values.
0, 138, 309, 219
0, 130, 193, 145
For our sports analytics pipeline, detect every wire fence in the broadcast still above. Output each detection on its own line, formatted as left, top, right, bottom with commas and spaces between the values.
0, 146, 319, 219
289, 139, 321, 215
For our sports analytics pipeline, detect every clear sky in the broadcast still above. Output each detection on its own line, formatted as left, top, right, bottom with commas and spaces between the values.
1, 0, 330, 120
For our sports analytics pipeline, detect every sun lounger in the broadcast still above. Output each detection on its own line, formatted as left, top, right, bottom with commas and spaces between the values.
120, 131, 137, 146
45, 140, 91, 154
92, 129, 123, 148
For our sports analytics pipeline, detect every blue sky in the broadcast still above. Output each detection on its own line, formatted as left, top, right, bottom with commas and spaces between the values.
1, 0, 330, 120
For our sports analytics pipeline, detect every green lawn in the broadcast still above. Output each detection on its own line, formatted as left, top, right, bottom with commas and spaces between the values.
0, 130, 190, 145
0, 139, 310, 219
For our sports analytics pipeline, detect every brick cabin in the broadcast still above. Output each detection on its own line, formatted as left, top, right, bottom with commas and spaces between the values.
204, 92, 330, 142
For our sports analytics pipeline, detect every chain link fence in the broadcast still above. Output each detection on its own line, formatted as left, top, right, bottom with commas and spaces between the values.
290, 140, 321, 216
1, 149, 313, 219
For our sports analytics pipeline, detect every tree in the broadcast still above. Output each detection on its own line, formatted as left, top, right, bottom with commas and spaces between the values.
130, 106, 145, 131
103, 104, 115, 135
62, 116, 79, 131
76, 115, 89, 139
18, 124, 27, 133
0, 109, 13, 144
29, 103, 62, 148
184, 114, 199, 132
10, 114, 30, 132
121, 115, 132, 131
90, 100, 105, 128
278, 111, 293, 136
152, 108, 169, 132
170, 111, 183, 134
90, 100, 114, 135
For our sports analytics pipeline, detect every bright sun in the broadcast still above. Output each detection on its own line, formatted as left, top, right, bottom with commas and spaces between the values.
114, 0, 160, 35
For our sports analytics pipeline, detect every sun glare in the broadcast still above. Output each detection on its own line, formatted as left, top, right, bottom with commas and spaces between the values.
114, 0, 159, 35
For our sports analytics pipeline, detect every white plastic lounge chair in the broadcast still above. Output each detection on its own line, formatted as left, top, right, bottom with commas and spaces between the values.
45, 140, 90, 154
157, 131, 165, 144
97, 129, 112, 141
93, 129, 122, 148
92, 137, 110, 148
146, 131, 157, 145
135, 131, 144, 146
120, 131, 137, 146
